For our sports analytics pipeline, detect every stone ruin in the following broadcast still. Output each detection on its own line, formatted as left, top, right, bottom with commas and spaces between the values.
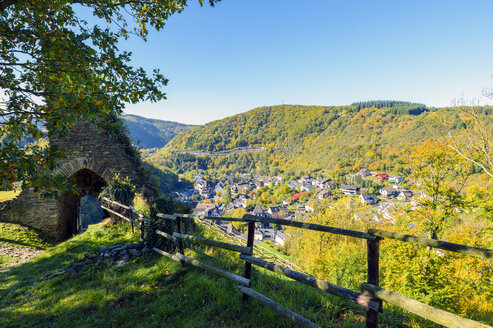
0, 120, 151, 241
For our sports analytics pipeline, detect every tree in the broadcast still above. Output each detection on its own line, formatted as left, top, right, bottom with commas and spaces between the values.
0, 0, 217, 195
436, 93, 493, 180
409, 140, 466, 239
220, 186, 231, 205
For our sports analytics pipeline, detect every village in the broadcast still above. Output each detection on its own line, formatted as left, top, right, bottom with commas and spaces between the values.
170, 168, 423, 247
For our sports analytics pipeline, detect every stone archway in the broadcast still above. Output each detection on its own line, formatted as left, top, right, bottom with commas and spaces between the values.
0, 120, 152, 242
57, 169, 107, 240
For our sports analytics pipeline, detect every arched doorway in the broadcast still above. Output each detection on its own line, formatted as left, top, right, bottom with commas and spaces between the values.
57, 169, 107, 240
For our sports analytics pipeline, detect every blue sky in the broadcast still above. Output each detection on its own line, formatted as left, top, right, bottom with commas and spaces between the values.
121, 0, 493, 124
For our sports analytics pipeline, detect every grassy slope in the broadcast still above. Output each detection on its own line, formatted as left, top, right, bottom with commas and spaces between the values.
0, 222, 52, 249
1, 221, 433, 328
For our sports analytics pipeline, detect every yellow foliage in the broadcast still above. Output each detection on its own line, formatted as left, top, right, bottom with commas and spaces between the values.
132, 192, 150, 217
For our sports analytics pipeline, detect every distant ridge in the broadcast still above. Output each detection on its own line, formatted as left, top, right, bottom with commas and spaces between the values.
121, 114, 198, 149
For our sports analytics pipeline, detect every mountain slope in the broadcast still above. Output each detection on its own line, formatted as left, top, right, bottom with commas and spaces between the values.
121, 114, 197, 149
149, 102, 453, 176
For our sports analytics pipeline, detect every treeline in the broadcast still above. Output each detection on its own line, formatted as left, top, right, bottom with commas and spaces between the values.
351, 100, 429, 116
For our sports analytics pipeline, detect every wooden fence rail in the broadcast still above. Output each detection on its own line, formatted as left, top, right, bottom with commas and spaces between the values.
240, 254, 380, 312
100, 197, 149, 240
151, 212, 492, 328
360, 283, 491, 328
368, 228, 493, 260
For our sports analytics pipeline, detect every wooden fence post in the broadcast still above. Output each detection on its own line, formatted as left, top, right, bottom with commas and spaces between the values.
176, 216, 186, 267
129, 208, 134, 234
242, 221, 256, 301
366, 238, 381, 328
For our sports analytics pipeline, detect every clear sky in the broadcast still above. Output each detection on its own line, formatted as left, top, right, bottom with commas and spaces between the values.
121, 0, 493, 124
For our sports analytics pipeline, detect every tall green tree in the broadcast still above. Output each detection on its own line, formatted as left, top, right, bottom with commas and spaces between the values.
0, 0, 217, 195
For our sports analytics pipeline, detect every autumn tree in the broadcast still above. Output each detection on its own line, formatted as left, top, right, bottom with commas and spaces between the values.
409, 140, 467, 239
440, 106, 493, 179
0, 0, 217, 195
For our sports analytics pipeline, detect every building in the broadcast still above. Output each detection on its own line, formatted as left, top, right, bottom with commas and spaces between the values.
379, 187, 398, 197
340, 185, 359, 195
360, 193, 378, 205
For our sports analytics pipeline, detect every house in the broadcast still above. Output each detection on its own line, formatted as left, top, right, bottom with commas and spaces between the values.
295, 204, 306, 215
360, 193, 378, 205
375, 173, 389, 180
389, 176, 403, 184
340, 185, 359, 195
379, 187, 398, 197
292, 192, 305, 201
317, 178, 333, 189
254, 180, 263, 189
299, 175, 313, 184
267, 206, 280, 217
378, 202, 397, 222
252, 204, 269, 218
194, 178, 208, 191
397, 190, 413, 201
287, 180, 300, 189
317, 189, 332, 200
357, 168, 372, 179
277, 205, 289, 217
305, 200, 317, 212
300, 183, 315, 192
275, 230, 285, 246
192, 203, 216, 216
214, 182, 225, 194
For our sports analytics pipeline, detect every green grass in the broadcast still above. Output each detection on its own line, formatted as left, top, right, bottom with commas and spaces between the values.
0, 253, 16, 266
0, 220, 436, 328
0, 190, 20, 202
256, 240, 295, 262
0, 222, 52, 249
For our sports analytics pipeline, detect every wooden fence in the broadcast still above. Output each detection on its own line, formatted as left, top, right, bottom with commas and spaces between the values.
100, 197, 151, 241
100, 198, 492, 328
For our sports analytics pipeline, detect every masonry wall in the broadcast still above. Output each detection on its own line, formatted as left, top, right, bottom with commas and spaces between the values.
0, 120, 152, 241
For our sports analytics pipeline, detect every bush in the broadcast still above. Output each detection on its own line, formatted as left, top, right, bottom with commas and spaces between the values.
145, 195, 192, 250
99, 174, 135, 206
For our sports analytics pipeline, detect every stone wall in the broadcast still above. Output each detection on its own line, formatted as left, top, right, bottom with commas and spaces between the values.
0, 120, 152, 241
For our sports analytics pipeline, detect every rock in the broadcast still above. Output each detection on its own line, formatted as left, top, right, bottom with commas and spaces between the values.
84, 253, 97, 259
65, 268, 77, 275
114, 254, 129, 267
108, 243, 124, 251
72, 261, 85, 268
128, 248, 141, 256
45, 269, 64, 279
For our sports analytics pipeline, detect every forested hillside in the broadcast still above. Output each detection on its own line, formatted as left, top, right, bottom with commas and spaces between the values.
122, 114, 197, 149
147, 102, 483, 177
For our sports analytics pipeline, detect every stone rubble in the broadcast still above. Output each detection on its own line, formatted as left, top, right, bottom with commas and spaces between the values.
43, 242, 148, 280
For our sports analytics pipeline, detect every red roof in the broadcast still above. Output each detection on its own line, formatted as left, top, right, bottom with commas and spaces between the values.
376, 173, 389, 180
292, 192, 305, 200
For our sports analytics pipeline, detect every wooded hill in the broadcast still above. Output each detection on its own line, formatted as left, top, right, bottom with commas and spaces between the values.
122, 114, 197, 149
146, 101, 488, 177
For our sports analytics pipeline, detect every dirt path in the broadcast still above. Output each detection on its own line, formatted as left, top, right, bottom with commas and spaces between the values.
0, 244, 44, 271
